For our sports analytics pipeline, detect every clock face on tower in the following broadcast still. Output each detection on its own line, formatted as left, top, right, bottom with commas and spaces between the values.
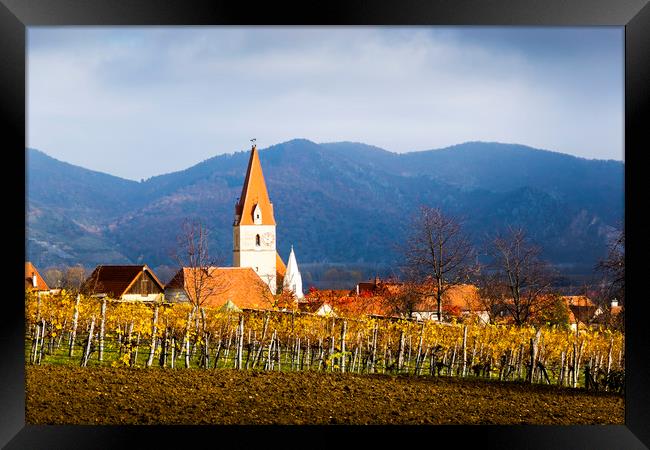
261, 232, 274, 247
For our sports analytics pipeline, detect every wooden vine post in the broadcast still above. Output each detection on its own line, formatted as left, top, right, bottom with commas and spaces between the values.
340, 320, 347, 373
329, 319, 336, 372
253, 313, 270, 369
397, 330, 405, 373
30, 321, 41, 364
370, 322, 378, 373
98, 298, 107, 362
527, 328, 542, 383
461, 325, 468, 377
81, 316, 96, 367
146, 302, 159, 367
184, 306, 196, 368
414, 322, 424, 375
201, 307, 211, 368
68, 294, 80, 357
235, 314, 244, 370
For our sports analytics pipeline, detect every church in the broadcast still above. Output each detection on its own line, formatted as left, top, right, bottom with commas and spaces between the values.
232, 142, 283, 294
233, 141, 305, 299
166, 142, 304, 308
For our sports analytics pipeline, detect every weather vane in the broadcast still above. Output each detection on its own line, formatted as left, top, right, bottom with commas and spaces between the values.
251, 138, 256, 146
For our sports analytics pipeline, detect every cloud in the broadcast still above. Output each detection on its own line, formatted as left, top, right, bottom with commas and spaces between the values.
28, 26, 623, 180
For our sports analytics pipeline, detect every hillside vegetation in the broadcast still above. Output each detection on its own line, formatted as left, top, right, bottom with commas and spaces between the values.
26, 139, 624, 281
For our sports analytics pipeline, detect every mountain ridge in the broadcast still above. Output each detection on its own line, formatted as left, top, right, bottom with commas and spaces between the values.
26, 139, 624, 284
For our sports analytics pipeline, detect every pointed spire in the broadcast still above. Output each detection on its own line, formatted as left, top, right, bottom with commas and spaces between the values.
283, 245, 304, 299
234, 143, 276, 226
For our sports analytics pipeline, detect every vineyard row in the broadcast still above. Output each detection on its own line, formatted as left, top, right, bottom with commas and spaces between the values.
25, 293, 625, 391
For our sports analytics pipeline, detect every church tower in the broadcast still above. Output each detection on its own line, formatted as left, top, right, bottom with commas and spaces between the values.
233, 143, 278, 294
283, 245, 304, 299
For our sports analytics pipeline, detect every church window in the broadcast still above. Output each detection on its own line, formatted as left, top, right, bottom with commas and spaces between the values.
253, 204, 262, 224
256, 234, 261, 246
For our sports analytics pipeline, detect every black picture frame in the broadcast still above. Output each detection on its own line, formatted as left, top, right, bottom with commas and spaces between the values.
2, 0, 648, 448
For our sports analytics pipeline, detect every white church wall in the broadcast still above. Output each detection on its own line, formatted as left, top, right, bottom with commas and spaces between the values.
234, 224, 277, 294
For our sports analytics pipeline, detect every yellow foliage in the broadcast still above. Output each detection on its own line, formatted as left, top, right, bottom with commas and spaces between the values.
24, 292, 625, 373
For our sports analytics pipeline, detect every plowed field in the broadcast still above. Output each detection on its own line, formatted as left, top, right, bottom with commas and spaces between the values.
26, 366, 624, 425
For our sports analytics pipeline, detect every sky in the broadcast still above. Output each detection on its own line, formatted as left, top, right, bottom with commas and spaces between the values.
28, 26, 624, 181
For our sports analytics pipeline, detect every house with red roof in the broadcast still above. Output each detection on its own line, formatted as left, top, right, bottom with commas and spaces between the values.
297, 299, 337, 316
165, 266, 275, 310
348, 276, 489, 322
564, 295, 623, 330
25, 262, 50, 295
81, 265, 165, 302
411, 284, 489, 323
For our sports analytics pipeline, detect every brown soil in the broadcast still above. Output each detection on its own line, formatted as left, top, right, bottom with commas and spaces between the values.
25, 366, 624, 425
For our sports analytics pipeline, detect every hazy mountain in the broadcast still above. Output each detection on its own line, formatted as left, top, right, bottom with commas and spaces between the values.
26, 140, 624, 285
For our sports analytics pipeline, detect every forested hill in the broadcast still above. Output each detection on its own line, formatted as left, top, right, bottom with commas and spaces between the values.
26, 139, 623, 282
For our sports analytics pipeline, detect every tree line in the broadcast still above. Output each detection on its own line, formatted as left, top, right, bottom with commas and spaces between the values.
398, 206, 624, 329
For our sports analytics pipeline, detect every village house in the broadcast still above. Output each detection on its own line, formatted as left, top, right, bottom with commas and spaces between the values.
489, 294, 620, 329
299, 289, 351, 316
25, 262, 51, 296
561, 295, 598, 330
164, 266, 275, 310
412, 284, 489, 323
562, 295, 623, 330
607, 298, 623, 324
297, 299, 337, 316
81, 265, 165, 302
299, 277, 488, 322
347, 276, 489, 322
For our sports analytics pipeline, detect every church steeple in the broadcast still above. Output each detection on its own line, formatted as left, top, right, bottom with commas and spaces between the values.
283, 245, 304, 299
234, 144, 275, 226
233, 142, 278, 294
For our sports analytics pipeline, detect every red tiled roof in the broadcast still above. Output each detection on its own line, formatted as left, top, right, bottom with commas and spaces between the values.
167, 267, 274, 310
562, 295, 596, 308
355, 280, 484, 314
81, 265, 164, 298
561, 296, 598, 324
305, 289, 352, 300
297, 300, 327, 314
329, 295, 396, 318
610, 305, 623, 316
25, 262, 49, 291
411, 284, 483, 313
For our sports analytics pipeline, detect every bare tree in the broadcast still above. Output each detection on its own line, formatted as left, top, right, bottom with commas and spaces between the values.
403, 206, 475, 322
173, 219, 229, 308
61, 265, 87, 294
484, 226, 554, 326
256, 272, 290, 310
383, 273, 423, 319
42, 267, 64, 289
477, 270, 511, 324
172, 219, 230, 368
596, 228, 624, 305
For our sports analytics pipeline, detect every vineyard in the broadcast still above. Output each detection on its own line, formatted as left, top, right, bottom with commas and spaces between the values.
25, 291, 625, 392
